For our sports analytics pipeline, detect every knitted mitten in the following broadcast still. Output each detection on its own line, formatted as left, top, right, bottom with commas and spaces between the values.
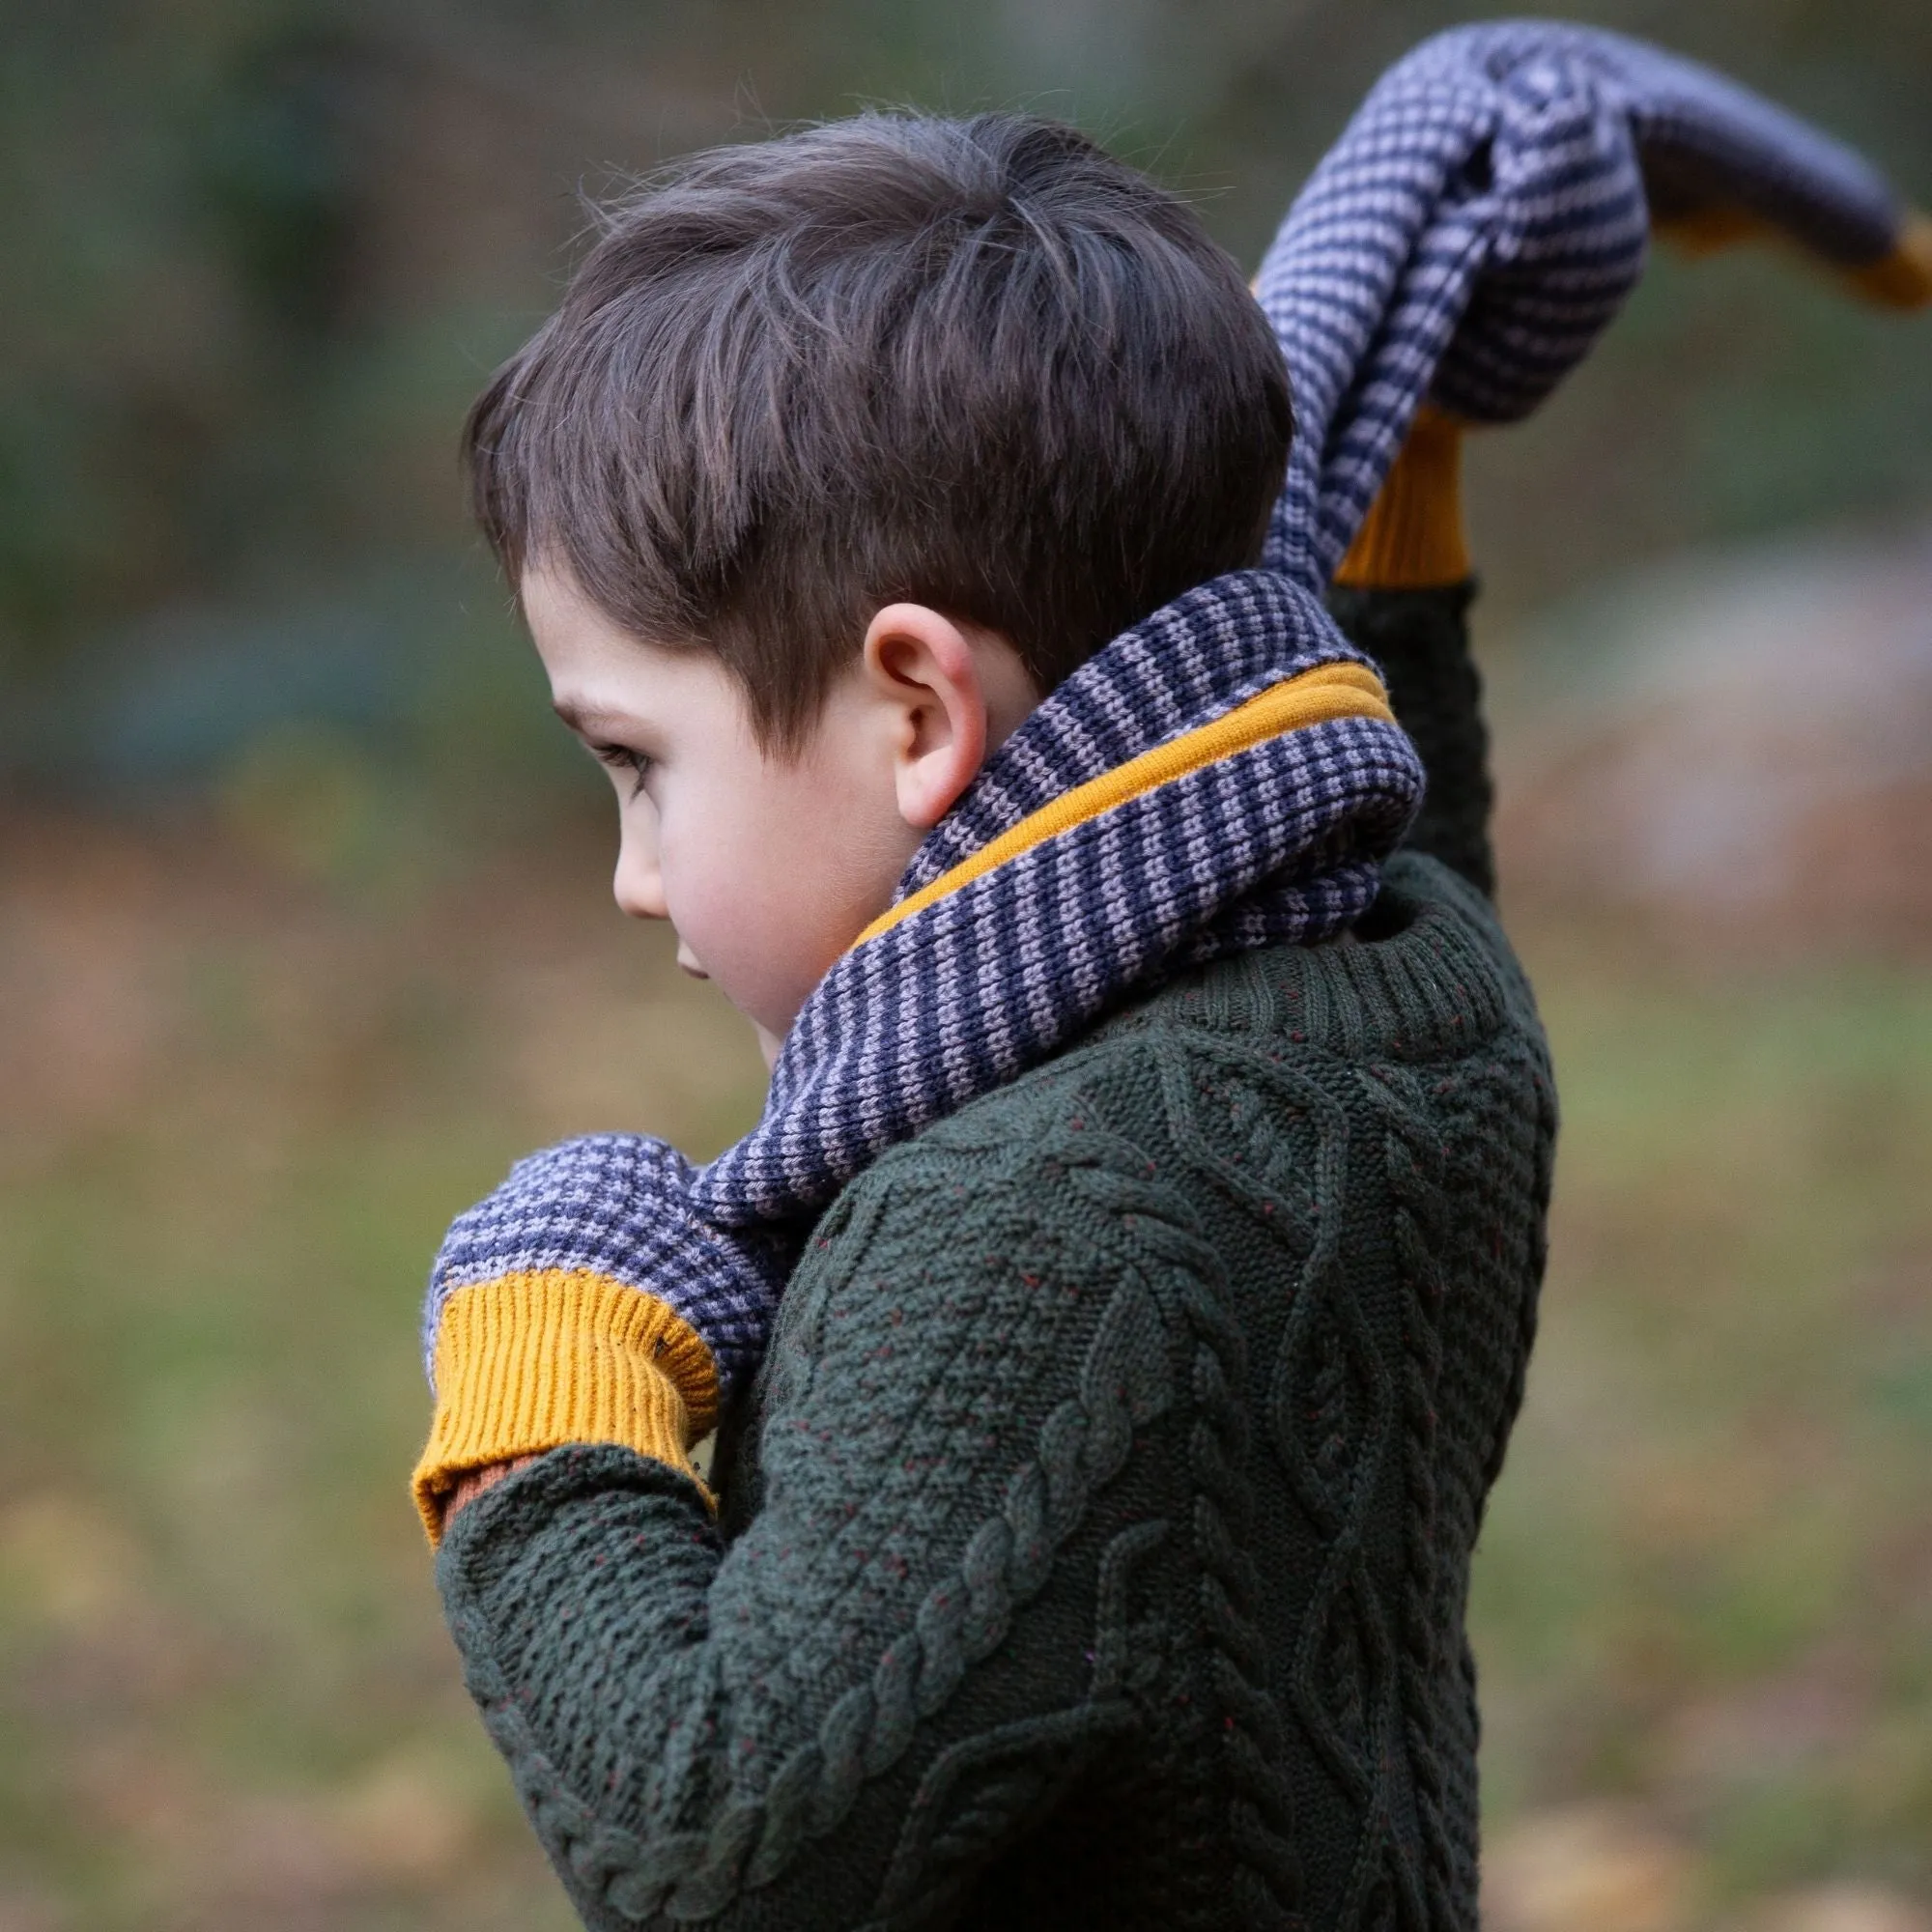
1325, 185, 1931, 889
1330, 194, 1932, 599
411, 1133, 784, 1540
1331, 403, 1470, 593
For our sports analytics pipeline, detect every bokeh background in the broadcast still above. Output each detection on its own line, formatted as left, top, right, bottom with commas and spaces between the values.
2, 3, 1930, 1927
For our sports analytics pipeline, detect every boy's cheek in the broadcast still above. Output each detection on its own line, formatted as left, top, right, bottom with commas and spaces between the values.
661, 787, 903, 1035
683, 893, 851, 1044
698, 931, 831, 1043
662, 876, 802, 1035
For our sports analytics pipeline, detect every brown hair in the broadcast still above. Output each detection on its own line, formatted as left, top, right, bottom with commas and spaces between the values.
465, 112, 1291, 752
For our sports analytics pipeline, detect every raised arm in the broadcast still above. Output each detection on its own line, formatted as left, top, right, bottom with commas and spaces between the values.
1293, 21, 1932, 902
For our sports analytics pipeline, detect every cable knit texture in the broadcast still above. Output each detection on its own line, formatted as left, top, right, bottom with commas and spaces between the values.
436, 581, 1555, 1931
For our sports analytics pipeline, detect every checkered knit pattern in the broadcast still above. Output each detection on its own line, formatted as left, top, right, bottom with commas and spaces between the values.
1257, 20, 1905, 586
423, 1137, 789, 1394
425, 22, 1912, 1403
424, 570, 1421, 1391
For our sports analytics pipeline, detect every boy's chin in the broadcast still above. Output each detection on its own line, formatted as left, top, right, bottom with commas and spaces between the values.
753, 1021, 784, 1070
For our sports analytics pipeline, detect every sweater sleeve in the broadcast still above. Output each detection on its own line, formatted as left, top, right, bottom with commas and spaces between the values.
432, 1117, 1187, 1931
1326, 581, 1493, 900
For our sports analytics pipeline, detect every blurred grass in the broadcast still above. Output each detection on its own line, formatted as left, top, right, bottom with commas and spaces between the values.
2, 804, 1929, 1926
1477, 916, 1932, 1918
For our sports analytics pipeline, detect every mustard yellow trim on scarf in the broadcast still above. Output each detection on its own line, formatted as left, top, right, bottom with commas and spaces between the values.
412, 1269, 719, 1546
854, 658, 1397, 951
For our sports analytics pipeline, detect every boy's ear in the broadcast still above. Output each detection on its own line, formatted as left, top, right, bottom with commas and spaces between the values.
861, 604, 1005, 831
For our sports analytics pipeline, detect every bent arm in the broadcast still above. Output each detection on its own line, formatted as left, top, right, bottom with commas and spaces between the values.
433, 1128, 1181, 1931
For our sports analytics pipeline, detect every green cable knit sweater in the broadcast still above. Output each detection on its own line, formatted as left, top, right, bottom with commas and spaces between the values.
435, 585, 1556, 1931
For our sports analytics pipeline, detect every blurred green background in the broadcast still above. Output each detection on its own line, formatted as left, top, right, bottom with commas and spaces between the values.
2, 3, 1930, 1928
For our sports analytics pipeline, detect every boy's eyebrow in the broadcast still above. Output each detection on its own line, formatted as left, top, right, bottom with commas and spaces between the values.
551, 696, 635, 737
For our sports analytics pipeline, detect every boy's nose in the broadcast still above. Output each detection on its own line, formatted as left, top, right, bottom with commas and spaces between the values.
612, 842, 669, 922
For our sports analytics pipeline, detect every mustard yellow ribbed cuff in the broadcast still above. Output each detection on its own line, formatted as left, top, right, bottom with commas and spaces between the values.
1653, 202, 1766, 259
412, 1269, 720, 1546
1332, 404, 1471, 590
1843, 211, 1932, 312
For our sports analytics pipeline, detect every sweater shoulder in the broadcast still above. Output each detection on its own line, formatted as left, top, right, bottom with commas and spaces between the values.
831, 849, 1548, 1223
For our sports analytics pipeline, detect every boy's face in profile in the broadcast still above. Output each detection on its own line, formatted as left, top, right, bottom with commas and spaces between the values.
523, 565, 1040, 1065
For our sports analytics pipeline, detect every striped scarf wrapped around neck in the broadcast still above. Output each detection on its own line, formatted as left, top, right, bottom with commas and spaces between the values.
422, 22, 1918, 1408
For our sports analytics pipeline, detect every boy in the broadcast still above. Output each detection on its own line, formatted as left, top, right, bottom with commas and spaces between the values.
412, 32, 1927, 1932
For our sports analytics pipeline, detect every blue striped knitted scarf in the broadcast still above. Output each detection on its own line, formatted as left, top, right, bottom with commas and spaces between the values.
423, 22, 1913, 1406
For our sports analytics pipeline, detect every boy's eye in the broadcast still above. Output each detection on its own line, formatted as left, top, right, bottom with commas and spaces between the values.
590, 742, 654, 798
